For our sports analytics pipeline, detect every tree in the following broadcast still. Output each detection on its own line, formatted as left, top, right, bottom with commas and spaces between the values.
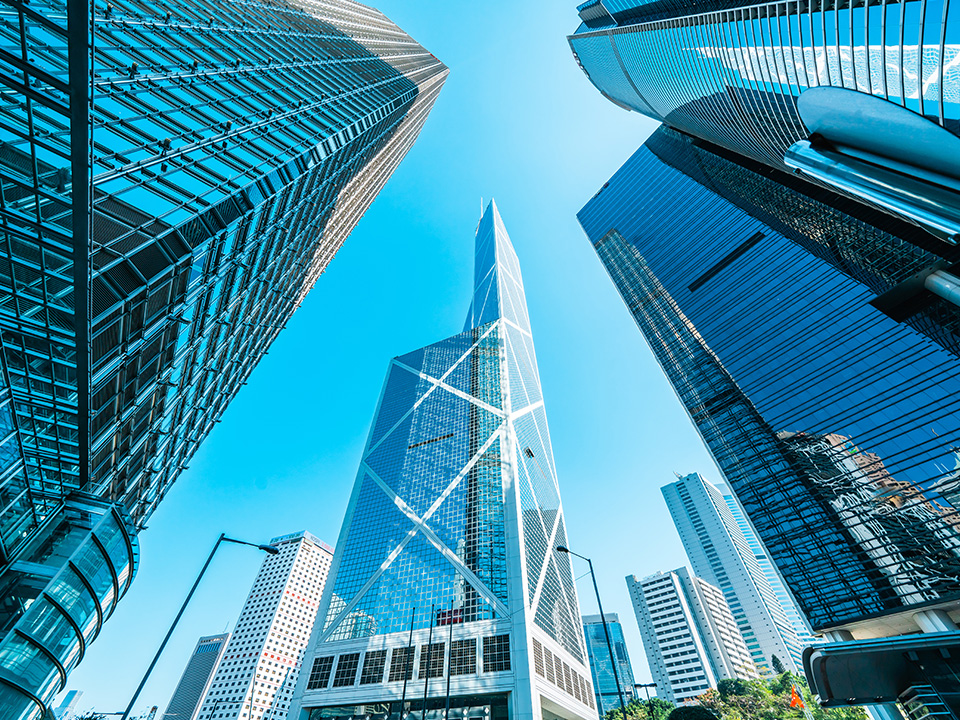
717, 678, 750, 699
667, 707, 718, 720
771, 655, 787, 675
604, 697, 675, 720
646, 698, 676, 720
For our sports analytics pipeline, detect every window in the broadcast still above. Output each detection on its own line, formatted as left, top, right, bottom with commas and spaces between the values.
360, 649, 387, 684
482, 635, 510, 673
306, 656, 334, 690
388, 646, 414, 682
450, 639, 477, 676
533, 639, 544, 677
417, 642, 444, 679
333, 653, 360, 687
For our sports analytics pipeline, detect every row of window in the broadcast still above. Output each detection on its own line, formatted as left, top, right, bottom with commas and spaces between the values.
306, 635, 511, 691
532, 639, 594, 709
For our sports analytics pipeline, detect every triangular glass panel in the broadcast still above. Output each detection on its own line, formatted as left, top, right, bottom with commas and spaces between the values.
424, 436, 508, 605
433, 323, 502, 409
396, 328, 479, 382
367, 362, 430, 451
324, 473, 416, 633
328, 530, 499, 640
365, 384, 501, 519
514, 411, 560, 513
519, 462, 549, 604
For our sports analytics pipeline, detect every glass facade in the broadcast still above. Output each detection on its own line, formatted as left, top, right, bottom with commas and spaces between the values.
568, 0, 960, 174
582, 614, 636, 717
0, 493, 138, 719
293, 202, 594, 720
577, 125, 960, 637
0, 0, 446, 713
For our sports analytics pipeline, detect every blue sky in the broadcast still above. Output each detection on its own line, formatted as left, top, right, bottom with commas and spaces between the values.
61, 1, 723, 714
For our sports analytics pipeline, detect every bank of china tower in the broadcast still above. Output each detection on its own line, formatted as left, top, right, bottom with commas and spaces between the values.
289, 202, 593, 720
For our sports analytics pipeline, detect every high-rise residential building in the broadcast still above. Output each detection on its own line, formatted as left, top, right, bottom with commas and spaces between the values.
289, 201, 594, 720
0, 0, 445, 716
627, 570, 758, 706
193, 532, 333, 720
576, 124, 960, 716
662, 472, 803, 673
162, 633, 231, 720
567, 0, 960, 243
720, 490, 814, 651
582, 614, 636, 717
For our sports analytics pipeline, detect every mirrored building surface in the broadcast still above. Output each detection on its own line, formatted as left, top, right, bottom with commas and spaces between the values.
581, 614, 636, 716
578, 125, 960, 715
568, 0, 960, 174
0, 0, 446, 715
289, 202, 594, 720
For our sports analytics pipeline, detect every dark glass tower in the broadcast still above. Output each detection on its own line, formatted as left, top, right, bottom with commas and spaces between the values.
577, 126, 960, 714
0, 0, 446, 716
290, 202, 594, 720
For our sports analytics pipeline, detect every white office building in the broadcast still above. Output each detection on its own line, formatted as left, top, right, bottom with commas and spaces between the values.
662, 473, 804, 673
627, 569, 757, 705
195, 531, 334, 720
163, 634, 230, 720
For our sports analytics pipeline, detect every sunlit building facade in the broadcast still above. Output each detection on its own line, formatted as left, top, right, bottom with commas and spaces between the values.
289, 201, 594, 720
0, 0, 446, 716
662, 472, 803, 674
627, 570, 758, 705
195, 532, 333, 720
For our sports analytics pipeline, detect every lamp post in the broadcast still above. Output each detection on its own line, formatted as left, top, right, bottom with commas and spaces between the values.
120, 533, 279, 720
556, 546, 629, 720
635, 683, 657, 718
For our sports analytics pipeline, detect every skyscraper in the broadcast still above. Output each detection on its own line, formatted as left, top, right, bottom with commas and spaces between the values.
627, 570, 758, 706
567, 0, 960, 241
0, 0, 445, 715
662, 472, 802, 673
289, 201, 594, 720
53, 691, 83, 720
193, 532, 333, 720
577, 124, 960, 714
582, 614, 636, 717
720, 491, 814, 653
162, 634, 231, 720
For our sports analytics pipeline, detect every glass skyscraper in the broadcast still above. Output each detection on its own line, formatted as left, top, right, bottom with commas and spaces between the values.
577, 124, 960, 715
289, 201, 595, 720
0, 0, 446, 716
582, 614, 636, 717
569, 0, 959, 157
720, 490, 815, 655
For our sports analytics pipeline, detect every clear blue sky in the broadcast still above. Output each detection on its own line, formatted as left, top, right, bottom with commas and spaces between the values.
61, 2, 722, 714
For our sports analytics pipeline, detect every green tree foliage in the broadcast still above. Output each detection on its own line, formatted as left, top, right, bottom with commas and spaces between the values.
636, 674, 871, 720
717, 679, 751, 699
771, 655, 787, 675
604, 697, 675, 720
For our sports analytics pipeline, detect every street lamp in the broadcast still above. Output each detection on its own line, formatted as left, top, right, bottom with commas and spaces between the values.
120, 533, 278, 720
635, 683, 658, 717
556, 546, 630, 720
